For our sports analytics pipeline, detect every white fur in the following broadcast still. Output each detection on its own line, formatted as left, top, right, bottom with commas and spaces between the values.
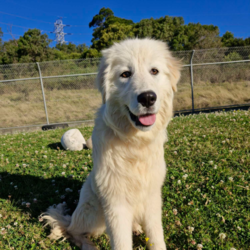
41, 38, 181, 250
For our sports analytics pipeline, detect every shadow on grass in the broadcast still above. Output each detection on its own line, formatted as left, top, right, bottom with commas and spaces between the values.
0, 171, 83, 218
47, 143, 89, 150
47, 142, 64, 150
0, 172, 86, 249
0, 171, 146, 249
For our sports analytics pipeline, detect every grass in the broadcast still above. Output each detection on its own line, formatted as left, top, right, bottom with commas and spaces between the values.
0, 110, 249, 249
0, 80, 249, 128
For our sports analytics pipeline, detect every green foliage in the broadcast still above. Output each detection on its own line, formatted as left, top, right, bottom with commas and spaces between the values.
1, 8, 250, 64
49, 49, 81, 60
133, 16, 184, 44
170, 23, 222, 50
222, 31, 235, 47
88, 8, 225, 52
81, 48, 101, 58
91, 22, 134, 51
17, 29, 52, 63
89, 7, 249, 53
224, 52, 243, 61
0, 110, 249, 249
0, 40, 19, 64
105, 16, 134, 26
0, 29, 52, 64
0, 29, 86, 64
0, 27, 3, 46
89, 7, 114, 28
55, 42, 88, 54
222, 31, 250, 47
89, 8, 134, 51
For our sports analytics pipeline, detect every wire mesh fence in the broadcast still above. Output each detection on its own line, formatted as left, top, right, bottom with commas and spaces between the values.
192, 62, 250, 109
0, 78, 47, 127
38, 58, 100, 76
173, 45, 250, 64
42, 75, 100, 124
0, 46, 249, 128
0, 62, 39, 81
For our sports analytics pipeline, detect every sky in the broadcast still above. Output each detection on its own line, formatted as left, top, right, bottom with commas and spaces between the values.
0, 0, 249, 47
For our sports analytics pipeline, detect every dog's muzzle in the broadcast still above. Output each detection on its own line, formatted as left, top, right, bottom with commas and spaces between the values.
137, 91, 157, 108
126, 91, 157, 127
128, 110, 156, 127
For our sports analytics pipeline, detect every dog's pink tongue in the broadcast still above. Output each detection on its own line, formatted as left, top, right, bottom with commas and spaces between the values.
138, 114, 156, 126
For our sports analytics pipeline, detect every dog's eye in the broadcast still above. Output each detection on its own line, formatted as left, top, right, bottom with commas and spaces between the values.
120, 71, 131, 78
150, 68, 159, 75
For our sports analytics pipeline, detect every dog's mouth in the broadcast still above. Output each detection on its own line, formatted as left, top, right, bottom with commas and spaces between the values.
126, 106, 156, 127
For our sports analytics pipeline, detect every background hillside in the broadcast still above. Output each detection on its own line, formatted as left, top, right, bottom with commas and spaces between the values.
0, 7, 250, 64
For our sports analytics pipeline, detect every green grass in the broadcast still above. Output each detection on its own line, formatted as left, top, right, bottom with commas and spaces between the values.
0, 110, 249, 250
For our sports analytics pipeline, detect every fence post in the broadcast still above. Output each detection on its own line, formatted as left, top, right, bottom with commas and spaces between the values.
36, 62, 49, 124
190, 50, 195, 113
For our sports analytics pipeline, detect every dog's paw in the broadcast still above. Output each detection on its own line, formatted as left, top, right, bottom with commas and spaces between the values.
133, 223, 143, 236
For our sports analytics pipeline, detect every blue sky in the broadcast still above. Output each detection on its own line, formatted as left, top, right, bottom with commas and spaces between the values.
0, 0, 249, 47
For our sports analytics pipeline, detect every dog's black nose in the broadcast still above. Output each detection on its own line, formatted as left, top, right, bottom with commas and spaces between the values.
137, 91, 157, 108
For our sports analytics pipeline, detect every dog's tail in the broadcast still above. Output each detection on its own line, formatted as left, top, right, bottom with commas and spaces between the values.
40, 203, 97, 249
40, 203, 71, 240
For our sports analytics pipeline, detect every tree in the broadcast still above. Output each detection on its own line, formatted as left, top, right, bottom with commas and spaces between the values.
55, 42, 88, 54
91, 22, 134, 51
0, 40, 19, 64
221, 31, 250, 47
244, 38, 250, 46
17, 29, 52, 63
170, 23, 222, 50
221, 32, 250, 59
1, 10, 250, 64
221, 31, 234, 47
56, 42, 77, 53
0, 27, 3, 46
89, 7, 134, 51
133, 16, 184, 44
89, 9, 223, 52
89, 7, 114, 28
50, 43, 89, 60
81, 48, 101, 58
76, 43, 88, 53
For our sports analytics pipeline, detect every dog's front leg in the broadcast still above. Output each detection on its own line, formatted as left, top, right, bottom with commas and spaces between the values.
143, 193, 166, 250
104, 202, 133, 250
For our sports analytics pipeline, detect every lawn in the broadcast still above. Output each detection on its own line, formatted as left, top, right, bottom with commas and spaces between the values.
0, 110, 249, 250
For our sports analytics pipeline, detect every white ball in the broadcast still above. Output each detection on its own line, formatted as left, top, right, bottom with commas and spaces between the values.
61, 129, 86, 151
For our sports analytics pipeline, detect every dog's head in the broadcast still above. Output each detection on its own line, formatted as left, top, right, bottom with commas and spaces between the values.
96, 38, 181, 136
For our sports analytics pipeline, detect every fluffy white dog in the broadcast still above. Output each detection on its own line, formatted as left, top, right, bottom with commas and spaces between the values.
41, 38, 181, 250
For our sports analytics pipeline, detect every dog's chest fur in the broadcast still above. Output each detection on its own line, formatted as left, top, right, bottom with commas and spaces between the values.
92, 128, 167, 208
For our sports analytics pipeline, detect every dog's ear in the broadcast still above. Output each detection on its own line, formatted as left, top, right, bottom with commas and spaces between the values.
168, 56, 182, 92
96, 57, 108, 104
96, 48, 114, 104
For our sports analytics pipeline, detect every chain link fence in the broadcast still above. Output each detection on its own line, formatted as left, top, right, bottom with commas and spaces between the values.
0, 46, 250, 128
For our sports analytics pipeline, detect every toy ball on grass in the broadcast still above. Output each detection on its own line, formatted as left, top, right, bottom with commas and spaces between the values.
61, 129, 86, 151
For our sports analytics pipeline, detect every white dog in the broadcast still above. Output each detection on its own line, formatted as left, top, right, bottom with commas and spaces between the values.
41, 38, 181, 250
